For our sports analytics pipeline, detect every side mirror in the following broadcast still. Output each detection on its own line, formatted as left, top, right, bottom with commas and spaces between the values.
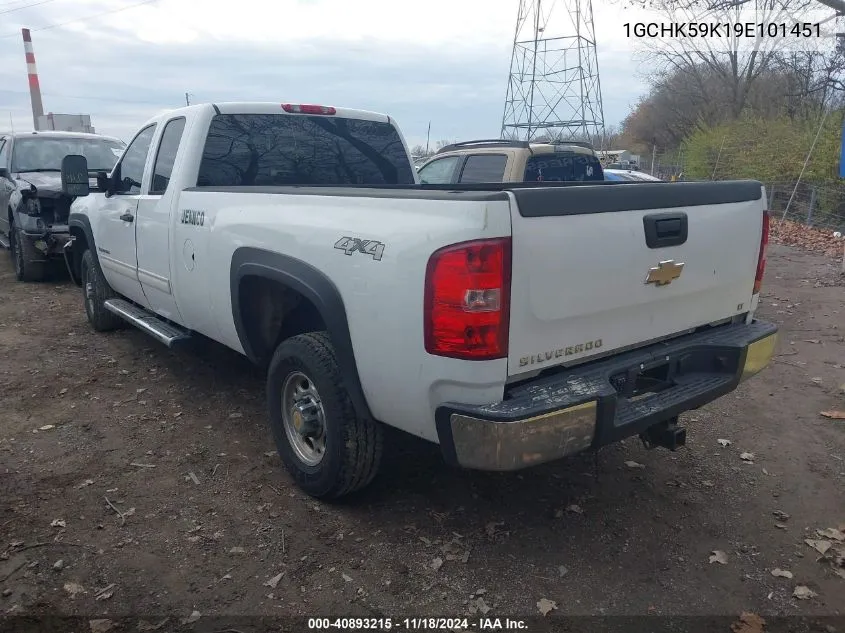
96, 171, 110, 194
61, 154, 90, 197
0, 167, 10, 180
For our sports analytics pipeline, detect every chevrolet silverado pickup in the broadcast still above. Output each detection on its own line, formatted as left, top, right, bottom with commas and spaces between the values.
0, 131, 125, 281
59, 102, 777, 498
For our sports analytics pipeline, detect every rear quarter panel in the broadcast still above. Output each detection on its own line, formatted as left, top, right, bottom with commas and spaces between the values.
183, 190, 513, 442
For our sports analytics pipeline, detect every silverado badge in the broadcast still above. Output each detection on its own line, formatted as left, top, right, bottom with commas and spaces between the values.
645, 260, 684, 286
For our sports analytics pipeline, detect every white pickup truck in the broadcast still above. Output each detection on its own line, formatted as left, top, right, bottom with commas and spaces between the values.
59, 102, 778, 499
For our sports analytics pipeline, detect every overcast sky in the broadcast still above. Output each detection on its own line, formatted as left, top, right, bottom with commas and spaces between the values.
0, 0, 836, 147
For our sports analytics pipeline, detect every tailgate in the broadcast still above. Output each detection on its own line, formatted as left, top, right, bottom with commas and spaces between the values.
506, 181, 766, 377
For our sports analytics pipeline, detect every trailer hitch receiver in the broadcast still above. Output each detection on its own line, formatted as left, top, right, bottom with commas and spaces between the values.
640, 417, 686, 451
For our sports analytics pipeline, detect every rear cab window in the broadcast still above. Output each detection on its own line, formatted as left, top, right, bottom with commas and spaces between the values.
197, 114, 415, 186
524, 151, 603, 182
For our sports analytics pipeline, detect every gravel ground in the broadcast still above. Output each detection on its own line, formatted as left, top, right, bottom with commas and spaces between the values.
0, 244, 843, 629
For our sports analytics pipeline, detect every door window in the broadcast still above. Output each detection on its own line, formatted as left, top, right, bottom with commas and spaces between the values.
459, 154, 508, 183
117, 125, 156, 195
417, 156, 461, 184
0, 139, 8, 169
150, 118, 186, 195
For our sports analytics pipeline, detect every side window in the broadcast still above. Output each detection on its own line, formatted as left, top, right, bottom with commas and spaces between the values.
150, 118, 186, 195
117, 125, 156, 195
0, 139, 8, 168
459, 154, 508, 183
417, 156, 461, 184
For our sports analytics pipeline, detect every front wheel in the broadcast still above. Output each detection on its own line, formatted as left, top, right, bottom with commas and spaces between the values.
10, 223, 46, 282
266, 332, 383, 499
80, 249, 123, 332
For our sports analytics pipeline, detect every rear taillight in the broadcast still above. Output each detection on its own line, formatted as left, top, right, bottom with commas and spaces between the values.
424, 238, 512, 360
281, 103, 336, 115
753, 211, 770, 295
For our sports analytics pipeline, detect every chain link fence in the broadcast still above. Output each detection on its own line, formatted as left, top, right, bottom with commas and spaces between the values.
765, 181, 845, 232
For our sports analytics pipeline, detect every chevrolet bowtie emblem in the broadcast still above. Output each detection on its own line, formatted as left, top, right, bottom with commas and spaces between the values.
645, 260, 684, 286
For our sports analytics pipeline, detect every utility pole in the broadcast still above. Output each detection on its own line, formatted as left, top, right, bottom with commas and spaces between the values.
185, 92, 191, 106
425, 122, 431, 156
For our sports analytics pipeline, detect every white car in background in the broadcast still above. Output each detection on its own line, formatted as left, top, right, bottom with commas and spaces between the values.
604, 169, 663, 182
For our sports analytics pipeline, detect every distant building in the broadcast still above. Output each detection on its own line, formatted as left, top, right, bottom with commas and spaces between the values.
36, 113, 95, 134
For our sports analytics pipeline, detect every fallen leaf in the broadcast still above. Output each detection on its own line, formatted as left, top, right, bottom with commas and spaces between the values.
773, 510, 790, 521
187, 471, 200, 485
793, 585, 817, 600
762, 468, 769, 475
474, 597, 490, 614
709, 550, 729, 565
817, 528, 845, 542
804, 339, 821, 344
624, 460, 645, 469
718, 438, 732, 447
771, 568, 793, 579
485, 522, 503, 537
38, 424, 55, 431
834, 569, 845, 580
95, 583, 115, 601
181, 611, 201, 625
558, 565, 569, 577
740, 452, 755, 462
342, 573, 352, 582
63, 582, 85, 597
229, 546, 246, 555
566, 504, 583, 514
89, 619, 114, 633
730, 612, 766, 633
419, 536, 432, 546
76, 479, 94, 489
771, 219, 845, 258
701, 480, 715, 487
537, 598, 557, 616
264, 572, 284, 589
805, 539, 833, 555
775, 523, 788, 529
50, 519, 66, 528
820, 411, 845, 420
229, 412, 243, 419
430, 558, 443, 571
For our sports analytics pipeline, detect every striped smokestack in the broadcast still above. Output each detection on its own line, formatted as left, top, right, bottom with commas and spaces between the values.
22, 28, 45, 130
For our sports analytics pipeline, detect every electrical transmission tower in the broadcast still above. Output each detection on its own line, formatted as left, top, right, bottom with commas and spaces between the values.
501, 0, 606, 144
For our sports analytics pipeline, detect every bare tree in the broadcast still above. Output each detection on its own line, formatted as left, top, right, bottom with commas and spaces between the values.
637, 0, 816, 120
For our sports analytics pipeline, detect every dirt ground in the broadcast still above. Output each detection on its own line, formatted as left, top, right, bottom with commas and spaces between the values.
1, 244, 844, 627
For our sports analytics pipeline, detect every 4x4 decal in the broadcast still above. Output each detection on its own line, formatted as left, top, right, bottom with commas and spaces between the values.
334, 237, 385, 261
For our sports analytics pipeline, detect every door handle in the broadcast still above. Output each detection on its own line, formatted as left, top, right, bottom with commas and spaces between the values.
643, 212, 687, 248
120, 212, 134, 223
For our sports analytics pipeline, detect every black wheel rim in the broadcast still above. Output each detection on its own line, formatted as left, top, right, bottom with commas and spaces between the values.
10, 230, 22, 276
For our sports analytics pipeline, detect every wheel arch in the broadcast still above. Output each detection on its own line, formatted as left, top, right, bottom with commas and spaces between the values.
67, 213, 97, 286
230, 247, 374, 421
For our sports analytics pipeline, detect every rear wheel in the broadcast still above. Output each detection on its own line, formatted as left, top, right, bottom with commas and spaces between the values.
9, 222, 46, 282
80, 249, 123, 332
266, 332, 383, 499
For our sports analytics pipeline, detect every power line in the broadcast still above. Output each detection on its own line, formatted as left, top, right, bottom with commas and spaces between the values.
0, 0, 57, 16
0, 0, 157, 38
